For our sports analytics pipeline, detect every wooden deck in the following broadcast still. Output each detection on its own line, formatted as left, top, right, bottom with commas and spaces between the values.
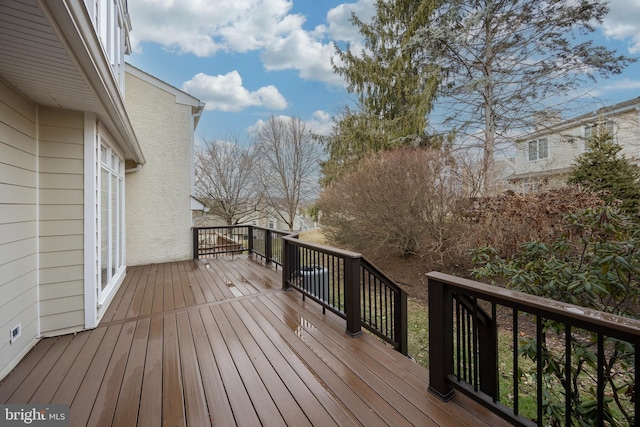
0, 256, 510, 426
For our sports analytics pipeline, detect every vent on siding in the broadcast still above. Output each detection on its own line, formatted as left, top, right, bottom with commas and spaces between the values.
10, 324, 21, 344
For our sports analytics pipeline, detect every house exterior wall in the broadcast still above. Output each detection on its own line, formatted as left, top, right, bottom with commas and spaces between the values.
0, 79, 39, 379
509, 101, 640, 192
38, 108, 85, 336
124, 71, 194, 265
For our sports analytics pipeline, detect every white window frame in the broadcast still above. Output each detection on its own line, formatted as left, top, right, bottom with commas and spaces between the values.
98, 142, 125, 305
528, 137, 548, 161
84, 116, 126, 328
585, 121, 615, 140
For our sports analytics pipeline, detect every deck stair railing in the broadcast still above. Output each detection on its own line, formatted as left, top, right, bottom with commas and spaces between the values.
192, 226, 408, 355
428, 271, 640, 427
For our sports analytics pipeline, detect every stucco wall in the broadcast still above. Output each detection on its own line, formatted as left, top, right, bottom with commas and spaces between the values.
124, 71, 194, 265
0, 79, 39, 379
38, 108, 85, 336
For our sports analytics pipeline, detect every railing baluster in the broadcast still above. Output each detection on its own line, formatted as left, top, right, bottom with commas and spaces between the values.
472, 297, 479, 392
513, 308, 519, 416
455, 298, 460, 381
565, 325, 571, 427
536, 316, 543, 426
597, 333, 604, 427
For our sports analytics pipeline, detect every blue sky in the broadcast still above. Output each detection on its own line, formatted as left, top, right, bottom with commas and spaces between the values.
126, 0, 640, 145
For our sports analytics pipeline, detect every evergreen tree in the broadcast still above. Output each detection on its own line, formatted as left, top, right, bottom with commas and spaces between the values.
568, 124, 640, 215
322, 0, 441, 184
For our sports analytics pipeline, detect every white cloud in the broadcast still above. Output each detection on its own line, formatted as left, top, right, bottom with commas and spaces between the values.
321, 0, 375, 42
246, 111, 333, 136
182, 71, 287, 112
601, 0, 640, 54
260, 28, 344, 85
306, 110, 334, 135
601, 78, 640, 91
127, 0, 375, 85
128, 0, 304, 55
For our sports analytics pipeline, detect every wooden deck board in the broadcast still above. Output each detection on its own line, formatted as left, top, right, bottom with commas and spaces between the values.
187, 308, 237, 426
137, 315, 163, 427
219, 302, 313, 427
6, 334, 74, 404
0, 256, 511, 427
198, 305, 262, 426
111, 317, 150, 427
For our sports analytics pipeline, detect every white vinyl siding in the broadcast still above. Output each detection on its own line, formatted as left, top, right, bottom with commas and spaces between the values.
38, 108, 85, 336
0, 80, 39, 379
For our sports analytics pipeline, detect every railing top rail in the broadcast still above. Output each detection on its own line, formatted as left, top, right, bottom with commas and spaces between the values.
427, 271, 640, 339
192, 225, 249, 230
282, 234, 362, 259
193, 225, 291, 235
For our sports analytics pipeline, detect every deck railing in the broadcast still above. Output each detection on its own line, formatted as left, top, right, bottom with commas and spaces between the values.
282, 235, 408, 355
193, 225, 287, 266
427, 271, 640, 426
192, 226, 408, 355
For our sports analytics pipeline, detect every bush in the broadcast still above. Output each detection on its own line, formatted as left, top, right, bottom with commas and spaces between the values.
318, 148, 471, 264
466, 187, 604, 260
472, 206, 640, 425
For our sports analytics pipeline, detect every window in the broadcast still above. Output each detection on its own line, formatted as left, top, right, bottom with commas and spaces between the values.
268, 220, 275, 229
99, 143, 124, 301
585, 122, 614, 140
528, 138, 548, 161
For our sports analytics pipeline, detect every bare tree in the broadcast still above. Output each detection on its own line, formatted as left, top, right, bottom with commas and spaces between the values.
410, 0, 634, 193
194, 136, 261, 225
253, 116, 321, 231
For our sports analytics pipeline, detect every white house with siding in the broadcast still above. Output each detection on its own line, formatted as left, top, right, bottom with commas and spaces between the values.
506, 97, 640, 192
0, 0, 203, 380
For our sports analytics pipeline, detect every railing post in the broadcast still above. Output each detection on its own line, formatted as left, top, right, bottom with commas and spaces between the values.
427, 277, 455, 401
395, 290, 408, 355
193, 228, 199, 259
265, 229, 273, 265
344, 256, 362, 338
248, 226, 254, 255
283, 238, 293, 290
478, 307, 498, 399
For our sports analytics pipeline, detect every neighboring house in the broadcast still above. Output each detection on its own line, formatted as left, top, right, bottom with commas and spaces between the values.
249, 211, 316, 232
0, 0, 203, 380
194, 208, 317, 233
506, 97, 640, 192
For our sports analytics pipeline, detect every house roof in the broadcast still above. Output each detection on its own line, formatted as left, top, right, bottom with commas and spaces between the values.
0, 0, 145, 163
516, 96, 640, 142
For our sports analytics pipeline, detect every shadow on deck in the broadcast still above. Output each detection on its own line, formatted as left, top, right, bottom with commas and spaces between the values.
0, 256, 510, 426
